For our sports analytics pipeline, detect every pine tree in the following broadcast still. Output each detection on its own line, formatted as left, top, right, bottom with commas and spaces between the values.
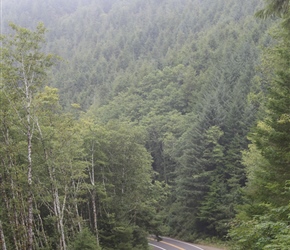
230, 2, 290, 249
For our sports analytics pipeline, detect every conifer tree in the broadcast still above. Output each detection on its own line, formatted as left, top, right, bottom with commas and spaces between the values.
230, 2, 290, 249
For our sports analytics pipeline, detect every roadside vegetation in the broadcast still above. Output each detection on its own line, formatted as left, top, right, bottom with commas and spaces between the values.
1, 0, 290, 249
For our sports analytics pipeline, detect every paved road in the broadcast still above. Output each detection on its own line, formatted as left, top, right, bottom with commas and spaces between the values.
149, 237, 204, 250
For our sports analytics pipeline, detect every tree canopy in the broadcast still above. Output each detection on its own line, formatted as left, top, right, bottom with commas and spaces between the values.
2, 0, 287, 249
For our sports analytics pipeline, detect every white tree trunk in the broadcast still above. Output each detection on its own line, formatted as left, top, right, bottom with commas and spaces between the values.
91, 192, 100, 246
0, 220, 7, 250
24, 70, 34, 250
37, 120, 68, 250
52, 183, 67, 250
89, 146, 100, 247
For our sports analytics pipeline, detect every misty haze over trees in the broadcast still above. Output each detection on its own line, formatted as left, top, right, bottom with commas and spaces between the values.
1, 0, 290, 249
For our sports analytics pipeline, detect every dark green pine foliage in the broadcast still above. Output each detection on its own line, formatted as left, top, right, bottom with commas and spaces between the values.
254, 32, 290, 204
173, 124, 225, 240
69, 228, 100, 250
1, 0, 269, 110
168, 74, 227, 237
1, 0, 276, 245
167, 23, 264, 240
91, 0, 269, 241
256, 0, 290, 27
230, 2, 290, 248
257, 28, 290, 202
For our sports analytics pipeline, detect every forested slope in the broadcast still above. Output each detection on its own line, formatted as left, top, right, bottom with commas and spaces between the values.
2, 0, 270, 108
0, 0, 278, 249
229, 1, 290, 248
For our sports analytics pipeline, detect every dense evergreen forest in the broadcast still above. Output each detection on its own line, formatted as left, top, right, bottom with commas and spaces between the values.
1, 0, 290, 249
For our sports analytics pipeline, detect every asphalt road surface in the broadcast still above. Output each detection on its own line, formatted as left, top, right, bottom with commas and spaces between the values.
148, 237, 205, 250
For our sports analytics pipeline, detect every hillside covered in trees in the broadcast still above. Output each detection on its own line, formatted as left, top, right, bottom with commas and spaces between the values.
2, 0, 290, 249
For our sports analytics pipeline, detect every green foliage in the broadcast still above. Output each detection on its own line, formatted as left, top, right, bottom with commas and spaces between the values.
88, 0, 269, 241
229, 204, 290, 250
1, 22, 162, 249
79, 119, 160, 249
69, 228, 100, 250
229, 2, 290, 249
1, 0, 278, 247
256, 0, 290, 21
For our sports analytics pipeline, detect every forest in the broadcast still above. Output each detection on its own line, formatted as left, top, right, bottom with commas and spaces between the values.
1, 0, 290, 249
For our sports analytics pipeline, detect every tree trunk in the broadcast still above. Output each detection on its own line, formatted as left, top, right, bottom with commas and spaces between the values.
1, 164, 21, 250
37, 213, 49, 248
0, 175, 7, 250
89, 146, 100, 247
36, 119, 67, 249
2, 23, 53, 250
0, 220, 7, 250
53, 185, 67, 250
91, 191, 100, 247
26, 88, 34, 250
75, 202, 82, 232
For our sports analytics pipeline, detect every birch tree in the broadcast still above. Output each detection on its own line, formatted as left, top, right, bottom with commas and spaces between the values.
81, 119, 106, 248
1, 23, 53, 249
33, 87, 87, 250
